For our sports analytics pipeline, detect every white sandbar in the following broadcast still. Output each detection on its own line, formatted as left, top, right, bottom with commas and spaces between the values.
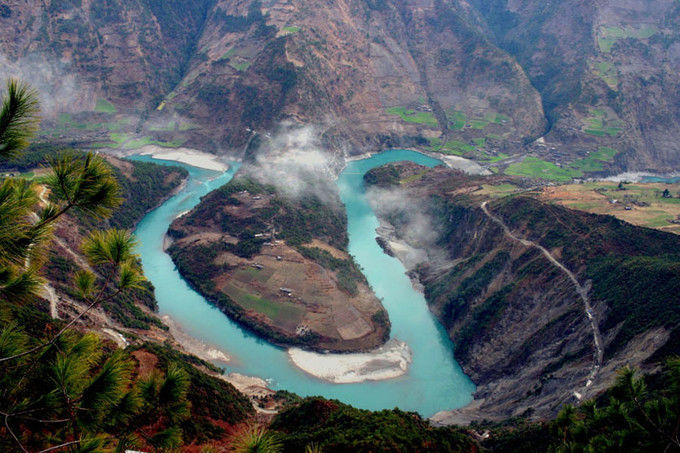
288, 339, 412, 384
134, 145, 230, 171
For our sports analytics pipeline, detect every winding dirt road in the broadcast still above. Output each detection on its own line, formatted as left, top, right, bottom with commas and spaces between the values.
480, 201, 604, 398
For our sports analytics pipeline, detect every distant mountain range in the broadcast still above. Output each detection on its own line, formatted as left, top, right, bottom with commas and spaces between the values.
1, 0, 678, 172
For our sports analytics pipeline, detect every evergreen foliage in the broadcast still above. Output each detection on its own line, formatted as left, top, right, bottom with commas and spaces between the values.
0, 80, 40, 160
271, 397, 478, 452
0, 79, 210, 451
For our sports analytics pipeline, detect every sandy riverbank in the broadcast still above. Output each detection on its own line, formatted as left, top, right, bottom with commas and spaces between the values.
604, 171, 680, 183
129, 145, 231, 171
288, 339, 412, 384
342, 149, 490, 176
437, 154, 491, 175
161, 315, 231, 364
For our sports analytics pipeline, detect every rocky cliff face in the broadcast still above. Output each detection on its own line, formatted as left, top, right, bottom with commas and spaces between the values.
366, 162, 680, 422
472, 0, 680, 171
0, 0, 214, 111
0, 1, 545, 155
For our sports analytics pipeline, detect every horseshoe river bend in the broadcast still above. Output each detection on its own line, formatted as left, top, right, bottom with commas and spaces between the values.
131, 149, 475, 417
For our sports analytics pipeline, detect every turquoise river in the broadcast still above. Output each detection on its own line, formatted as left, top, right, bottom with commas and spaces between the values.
132, 149, 475, 417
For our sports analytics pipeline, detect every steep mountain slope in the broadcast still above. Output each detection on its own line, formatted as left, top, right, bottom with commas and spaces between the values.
472, 0, 680, 171
0, 0, 214, 111
365, 162, 680, 421
0, 0, 545, 156
143, 0, 547, 153
1, 1, 677, 166
0, 147, 189, 334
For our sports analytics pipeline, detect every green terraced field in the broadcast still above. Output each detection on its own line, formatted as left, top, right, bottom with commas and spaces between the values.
468, 119, 488, 129
148, 121, 177, 132
229, 285, 304, 325
582, 109, 623, 137
505, 157, 583, 181
446, 110, 509, 131
94, 98, 117, 113
569, 147, 618, 172
52, 113, 132, 133
386, 106, 439, 127
219, 48, 236, 61
447, 110, 467, 130
598, 25, 658, 53
93, 133, 185, 149
230, 61, 252, 72
282, 25, 301, 34
505, 148, 617, 181
594, 61, 618, 89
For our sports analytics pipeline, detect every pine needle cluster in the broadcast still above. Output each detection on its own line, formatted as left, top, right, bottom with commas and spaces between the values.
0, 78, 191, 452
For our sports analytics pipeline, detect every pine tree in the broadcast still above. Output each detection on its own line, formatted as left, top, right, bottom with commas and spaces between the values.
0, 79, 190, 452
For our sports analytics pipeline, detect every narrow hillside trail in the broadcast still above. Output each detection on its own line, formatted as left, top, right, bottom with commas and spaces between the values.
480, 201, 604, 399
41, 283, 59, 319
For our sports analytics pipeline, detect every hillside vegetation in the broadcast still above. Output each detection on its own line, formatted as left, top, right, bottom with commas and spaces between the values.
168, 177, 390, 352
364, 162, 680, 422
0, 80, 253, 451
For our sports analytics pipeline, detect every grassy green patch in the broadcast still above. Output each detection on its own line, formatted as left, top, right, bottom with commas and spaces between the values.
229, 286, 303, 324
95, 133, 185, 150
233, 267, 274, 284
447, 110, 467, 130
439, 140, 475, 155
505, 157, 582, 181
386, 106, 439, 127
594, 61, 618, 89
148, 121, 176, 132
480, 152, 510, 163
468, 119, 489, 129
598, 25, 658, 52
480, 183, 519, 197
473, 137, 486, 148
230, 61, 251, 72
582, 109, 623, 137
219, 48, 236, 61
51, 113, 130, 133
567, 202, 603, 211
570, 147, 618, 172
94, 98, 117, 114
110, 132, 131, 144
179, 121, 201, 131
445, 110, 509, 131
401, 170, 428, 184
282, 25, 301, 34
428, 137, 442, 148
492, 113, 510, 124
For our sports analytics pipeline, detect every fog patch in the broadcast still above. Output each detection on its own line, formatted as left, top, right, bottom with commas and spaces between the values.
245, 123, 341, 203
366, 186, 441, 249
0, 53, 93, 116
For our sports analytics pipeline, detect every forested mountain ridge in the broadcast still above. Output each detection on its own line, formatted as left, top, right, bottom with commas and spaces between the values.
3, 0, 677, 172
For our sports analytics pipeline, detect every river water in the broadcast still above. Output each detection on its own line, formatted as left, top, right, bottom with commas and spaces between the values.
132, 149, 474, 417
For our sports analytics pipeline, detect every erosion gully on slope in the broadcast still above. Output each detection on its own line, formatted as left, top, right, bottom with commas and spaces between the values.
481, 201, 604, 400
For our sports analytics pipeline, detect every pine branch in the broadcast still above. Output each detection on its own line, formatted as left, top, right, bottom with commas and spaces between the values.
37, 439, 82, 453
0, 287, 122, 363
2, 411, 28, 453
